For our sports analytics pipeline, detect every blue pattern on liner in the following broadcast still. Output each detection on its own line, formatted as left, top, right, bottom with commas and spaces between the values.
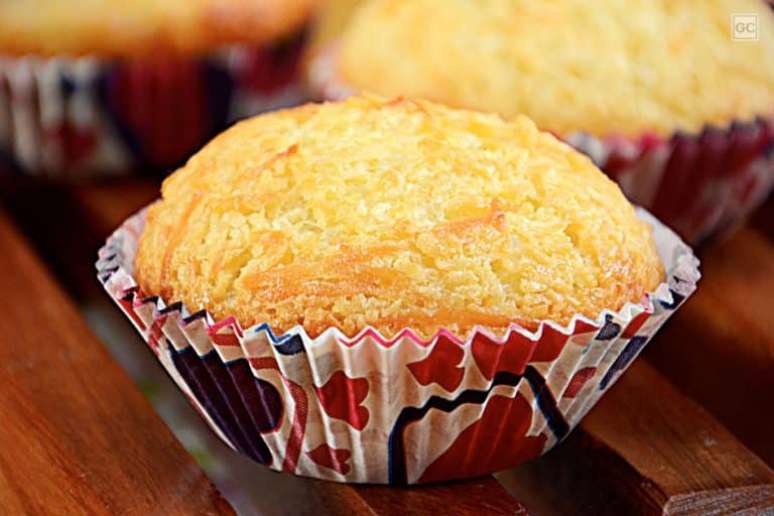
387, 366, 569, 486
274, 335, 305, 355
599, 336, 649, 390
169, 344, 278, 465
595, 314, 622, 340
658, 289, 685, 310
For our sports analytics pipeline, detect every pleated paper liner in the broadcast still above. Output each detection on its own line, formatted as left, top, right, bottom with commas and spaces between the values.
566, 119, 773, 246
97, 206, 699, 484
306, 42, 773, 246
0, 29, 307, 179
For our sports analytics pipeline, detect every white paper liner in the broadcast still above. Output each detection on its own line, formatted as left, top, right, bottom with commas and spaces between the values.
97, 205, 699, 484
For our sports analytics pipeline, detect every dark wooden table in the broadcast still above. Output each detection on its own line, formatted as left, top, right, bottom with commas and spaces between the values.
0, 177, 772, 515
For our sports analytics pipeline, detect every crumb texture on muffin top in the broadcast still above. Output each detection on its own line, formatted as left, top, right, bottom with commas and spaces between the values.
135, 95, 664, 338
0, 0, 317, 57
336, 0, 774, 137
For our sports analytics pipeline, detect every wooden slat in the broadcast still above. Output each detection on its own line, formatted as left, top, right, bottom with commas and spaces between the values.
71, 178, 160, 233
327, 477, 529, 516
501, 361, 774, 515
644, 226, 774, 465
300, 476, 528, 516
0, 209, 232, 515
354, 479, 529, 515
583, 362, 773, 511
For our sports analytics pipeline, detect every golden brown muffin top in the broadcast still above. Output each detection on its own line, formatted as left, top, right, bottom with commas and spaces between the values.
135, 95, 664, 339
333, 0, 774, 137
0, 0, 318, 57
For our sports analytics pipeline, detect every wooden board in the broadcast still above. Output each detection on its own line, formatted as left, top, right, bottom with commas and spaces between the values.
0, 209, 233, 515
310, 477, 529, 516
501, 360, 774, 515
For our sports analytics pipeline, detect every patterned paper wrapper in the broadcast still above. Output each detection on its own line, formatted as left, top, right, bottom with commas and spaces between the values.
96, 205, 699, 485
0, 30, 308, 179
307, 44, 774, 246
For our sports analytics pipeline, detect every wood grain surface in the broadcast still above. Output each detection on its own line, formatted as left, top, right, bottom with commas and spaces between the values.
501, 360, 774, 515
0, 209, 233, 515
308, 476, 528, 516
645, 226, 774, 465
1, 177, 772, 515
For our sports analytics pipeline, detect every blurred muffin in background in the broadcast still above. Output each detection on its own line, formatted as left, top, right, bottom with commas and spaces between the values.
307, 0, 774, 244
305, 0, 364, 68
0, 0, 319, 178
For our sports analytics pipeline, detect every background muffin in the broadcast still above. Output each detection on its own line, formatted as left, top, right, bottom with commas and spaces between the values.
305, 0, 364, 64
307, 0, 774, 244
0, 0, 316, 58
333, 0, 773, 137
0, 0, 318, 178
135, 95, 663, 339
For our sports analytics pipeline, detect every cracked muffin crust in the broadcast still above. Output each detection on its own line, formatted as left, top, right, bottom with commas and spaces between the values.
135, 95, 664, 338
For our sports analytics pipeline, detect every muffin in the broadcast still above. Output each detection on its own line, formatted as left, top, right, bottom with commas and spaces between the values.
135, 95, 663, 338
0, 0, 318, 177
307, 0, 774, 244
99, 95, 699, 483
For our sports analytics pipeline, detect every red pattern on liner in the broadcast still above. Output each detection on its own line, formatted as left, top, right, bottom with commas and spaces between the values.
249, 357, 308, 473
563, 367, 597, 399
208, 317, 243, 346
594, 119, 774, 245
106, 58, 210, 168
407, 336, 465, 391
418, 395, 547, 483
119, 291, 146, 331
572, 319, 600, 335
307, 444, 352, 475
44, 122, 97, 166
147, 315, 167, 354
315, 371, 370, 430
472, 332, 536, 380
622, 311, 651, 338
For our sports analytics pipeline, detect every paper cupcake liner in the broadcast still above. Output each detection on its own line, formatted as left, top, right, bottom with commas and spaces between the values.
96, 205, 699, 484
307, 43, 773, 246
0, 29, 308, 179
566, 119, 774, 245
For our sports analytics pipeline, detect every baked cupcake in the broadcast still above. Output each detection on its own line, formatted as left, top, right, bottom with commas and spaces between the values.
0, 0, 318, 177
98, 95, 699, 483
307, 0, 774, 244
